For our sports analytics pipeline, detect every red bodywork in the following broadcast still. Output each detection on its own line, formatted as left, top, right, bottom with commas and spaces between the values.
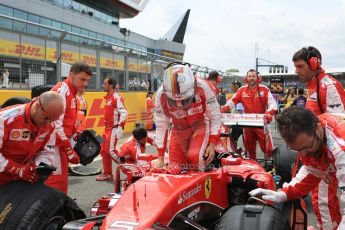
97, 157, 275, 229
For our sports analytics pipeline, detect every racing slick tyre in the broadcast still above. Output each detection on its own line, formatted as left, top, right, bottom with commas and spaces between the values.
1, 96, 31, 108
216, 204, 290, 230
273, 145, 298, 187
0, 181, 86, 230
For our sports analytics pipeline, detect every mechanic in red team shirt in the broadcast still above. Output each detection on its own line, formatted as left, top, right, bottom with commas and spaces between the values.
0, 91, 63, 185
221, 69, 278, 160
292, 46, 345, 116
285, 46, 345, 229
146, 91, 155, 130
154, 62, 221, 171
45, 62, 92, 193
96, 77, 128, 181
118, 127, 156, 164
250, 107, 345, 230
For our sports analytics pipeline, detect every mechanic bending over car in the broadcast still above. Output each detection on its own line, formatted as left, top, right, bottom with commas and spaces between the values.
280, 46, 345, 230
45, 62, 92, 193
250, 107, 345, 230
154, 61, 221, 172
0, 91, 64, 185
221, 69, 278, 160
118, 127, 157, 164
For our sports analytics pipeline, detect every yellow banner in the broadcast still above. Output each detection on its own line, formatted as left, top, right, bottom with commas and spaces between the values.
0, 90, 149, 135
0, 39, 151, 73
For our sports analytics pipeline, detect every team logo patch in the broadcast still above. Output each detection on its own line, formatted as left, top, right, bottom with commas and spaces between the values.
22, 131, 30, 139
205, 178, 211, 199
188, 105, 203, 116
170, 110, 187, 119
10, 131, 20, 139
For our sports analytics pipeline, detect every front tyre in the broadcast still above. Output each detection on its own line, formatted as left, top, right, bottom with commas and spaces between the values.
216, 204, 290, 230
0, 181, 85, 230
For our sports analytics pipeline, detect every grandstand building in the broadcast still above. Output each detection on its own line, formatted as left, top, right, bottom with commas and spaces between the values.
0, 0, 194, 91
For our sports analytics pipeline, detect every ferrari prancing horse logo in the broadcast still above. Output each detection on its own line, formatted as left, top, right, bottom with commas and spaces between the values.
205, 178, 211, 199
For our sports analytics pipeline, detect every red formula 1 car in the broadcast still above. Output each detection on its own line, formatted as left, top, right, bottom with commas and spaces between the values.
0, 114, 305, 229
63, 152, 300, 230
61, 114, 307, 230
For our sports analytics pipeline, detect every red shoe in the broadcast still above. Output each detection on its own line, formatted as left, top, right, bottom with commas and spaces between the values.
96, 173, 113, 181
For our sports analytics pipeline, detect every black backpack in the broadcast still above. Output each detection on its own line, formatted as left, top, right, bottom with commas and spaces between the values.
73, 129, 103, 165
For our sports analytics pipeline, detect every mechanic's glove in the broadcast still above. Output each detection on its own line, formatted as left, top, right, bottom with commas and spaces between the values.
66, 148, 80, 164
264, 113, 273, 124
116, 127, 123, 139
220, 105, 230, 113
5, 161, 39, 184
249, 188, 287, 203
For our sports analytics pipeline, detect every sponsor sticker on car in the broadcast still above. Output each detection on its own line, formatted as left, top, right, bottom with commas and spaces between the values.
178, 183, 202, 205
205, 178, 211, 199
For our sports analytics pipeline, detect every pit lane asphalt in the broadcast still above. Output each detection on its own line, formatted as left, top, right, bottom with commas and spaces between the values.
68, 124, 319, 227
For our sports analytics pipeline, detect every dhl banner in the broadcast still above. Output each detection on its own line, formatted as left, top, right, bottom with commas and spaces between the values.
0, 39, 150, 73
0, 90, 149, 135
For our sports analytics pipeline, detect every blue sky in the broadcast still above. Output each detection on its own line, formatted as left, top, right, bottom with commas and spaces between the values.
121, 0, 345, 73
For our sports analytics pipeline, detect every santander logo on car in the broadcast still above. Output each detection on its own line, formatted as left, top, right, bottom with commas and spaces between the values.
177, 183, 202, 205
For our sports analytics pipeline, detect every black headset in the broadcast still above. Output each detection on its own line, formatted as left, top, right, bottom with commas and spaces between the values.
304, 46, 323, 113
303, 46, 322, 70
